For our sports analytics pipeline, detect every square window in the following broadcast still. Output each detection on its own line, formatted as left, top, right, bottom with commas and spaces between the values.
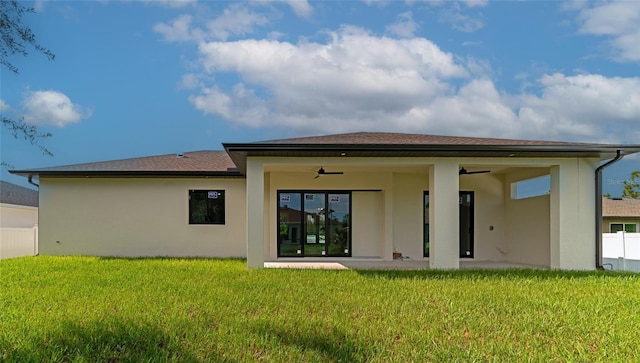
610, 223, 638, 233
189, 190, 225, 224
611, 223, 624, 233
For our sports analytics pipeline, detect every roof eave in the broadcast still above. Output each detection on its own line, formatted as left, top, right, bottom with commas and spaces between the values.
9, 170, 244, 178
223, 142, 640, 174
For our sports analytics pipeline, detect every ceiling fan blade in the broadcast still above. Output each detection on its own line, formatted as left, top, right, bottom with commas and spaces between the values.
459, 167, 490, 175
466, 170, 490, 175
316, 166, 343, 176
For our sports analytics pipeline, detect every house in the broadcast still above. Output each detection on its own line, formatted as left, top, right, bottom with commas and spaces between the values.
603, 197, 640, 233
0, 181, 39, 228
11, 132, 640, 270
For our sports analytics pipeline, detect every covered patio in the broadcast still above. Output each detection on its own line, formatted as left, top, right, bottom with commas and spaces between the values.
223, 132, 636, 270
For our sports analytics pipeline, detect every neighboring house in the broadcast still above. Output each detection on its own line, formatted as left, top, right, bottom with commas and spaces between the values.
603, 197, 640, 233
0, 181, 38, 228
11, 132, 640, 270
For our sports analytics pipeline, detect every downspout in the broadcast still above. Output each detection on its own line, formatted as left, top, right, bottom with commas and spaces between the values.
595, 150, 623, 270
28, 175, 39, 188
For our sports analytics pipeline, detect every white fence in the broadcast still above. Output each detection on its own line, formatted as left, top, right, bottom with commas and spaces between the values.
0, 226, 38, 260
603, 232, 640, 272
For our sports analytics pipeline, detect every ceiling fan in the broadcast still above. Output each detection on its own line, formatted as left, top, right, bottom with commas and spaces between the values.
315, 166, 344, 179
459, 166, 490, 175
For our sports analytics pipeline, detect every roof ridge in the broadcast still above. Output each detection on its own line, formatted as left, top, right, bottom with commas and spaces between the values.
257, 131, 596, 145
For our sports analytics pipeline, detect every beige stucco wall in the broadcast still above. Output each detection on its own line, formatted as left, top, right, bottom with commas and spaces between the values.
31, 153, 601, 270
38, 177, 247, 257
505, 195, 550, 266
503, 169, 551, 266
392, 173, 428, 260
460, 173, 508, 262
0, 204, 38, 228
352, 191, 384, 257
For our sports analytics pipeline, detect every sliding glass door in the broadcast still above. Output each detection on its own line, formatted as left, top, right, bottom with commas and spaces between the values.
278, 191, 351, 257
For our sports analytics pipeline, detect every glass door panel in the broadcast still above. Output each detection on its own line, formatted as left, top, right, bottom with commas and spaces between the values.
278, 193, 302, 256
304, 193, 326, 256
459, 191, 474, 258
327, 193, 350, 256
424, 192, 429, 257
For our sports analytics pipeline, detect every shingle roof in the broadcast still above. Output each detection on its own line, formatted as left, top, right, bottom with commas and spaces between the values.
11, 151, 239, 177
261, 132, 592, 146
11, 132, 640, 177
1, 181, 38, 207
603, 197, 640, 217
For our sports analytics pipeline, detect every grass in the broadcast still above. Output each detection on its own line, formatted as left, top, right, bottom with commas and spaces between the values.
1, 257, 639, 362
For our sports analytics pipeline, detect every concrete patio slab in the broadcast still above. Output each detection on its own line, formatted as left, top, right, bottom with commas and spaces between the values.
264, 259, 545, 270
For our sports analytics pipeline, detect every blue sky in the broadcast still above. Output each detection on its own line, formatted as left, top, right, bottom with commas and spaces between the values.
1, 0, 639, 195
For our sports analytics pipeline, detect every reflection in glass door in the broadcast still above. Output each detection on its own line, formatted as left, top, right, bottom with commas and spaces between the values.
278, 193, 302, 256
424, 192, 429, 257
304, 193, 326, 256
327, 193, 350, 257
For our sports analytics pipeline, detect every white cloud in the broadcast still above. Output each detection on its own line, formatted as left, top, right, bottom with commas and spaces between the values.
386, 11, 419, 38
143, 0, 196, 8
179, 73, 202, 90
439, 7, 485, 33
33, 1, 46, 12
189, 84, 268, 127
460, 0, 488, 9
154, 14, 197, 42
206, 4, 269, 41
189, 86, 232, 119
22, 90, 90, 127
186, 26, 640, 143
0, 99, 10, 112
513, 74, 640, 142
155, 7, 639, 145
154, 4, 268, 42
189, 27, 476, 132
285, 0, 312, 18
575, 2, 640, 62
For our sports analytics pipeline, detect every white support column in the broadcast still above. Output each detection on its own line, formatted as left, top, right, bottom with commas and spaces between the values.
550, 159, 597, 270
246, 158, 265, 269
429, 161, 460, 269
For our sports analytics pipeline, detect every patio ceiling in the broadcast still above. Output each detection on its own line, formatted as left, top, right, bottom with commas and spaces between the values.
263, 162, 546, 176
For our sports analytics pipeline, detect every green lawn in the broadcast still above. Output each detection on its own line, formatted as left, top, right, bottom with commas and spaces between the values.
1, 257, 639, 362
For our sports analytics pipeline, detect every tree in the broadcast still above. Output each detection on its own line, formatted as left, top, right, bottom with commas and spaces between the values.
1, 0, 55, 168
622, 171, 640, 199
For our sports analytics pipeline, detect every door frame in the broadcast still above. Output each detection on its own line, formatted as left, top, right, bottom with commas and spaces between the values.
277, 190, 352, 258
